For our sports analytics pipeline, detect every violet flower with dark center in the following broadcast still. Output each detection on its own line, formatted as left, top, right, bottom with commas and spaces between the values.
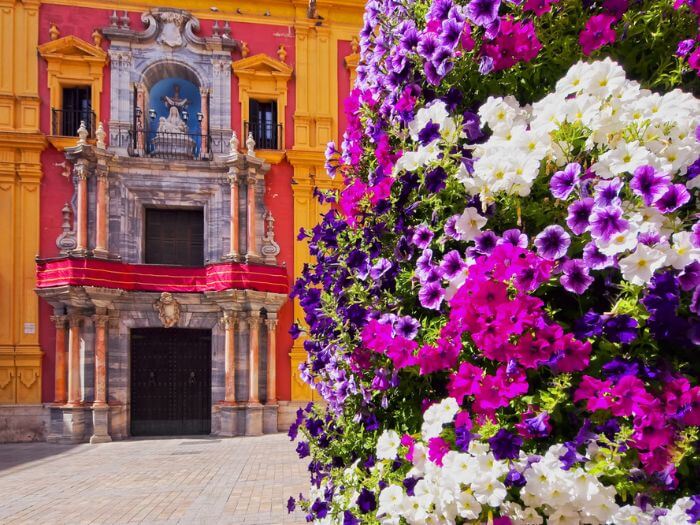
425, 166, 447, 193
550, 162, 581, 199
343, 511, 360, 525
500, 228, 528, 248
589, 206, 628, 241
418, 121, 441, 145
594, 177, 622, 207
356, 488, 376, 514
574, 310, 605, 339
583, 241, 614, 270
466, 0, 501, 27
655, 183, 690, 213
630, 165, 670, 206
488, 429, 523, 460
440, 249, 467, 279
505, 469, 527, 487
419, 281, 446, 310
604, 315, 639, 344
440, 18, 464, 49
475, 230, 498, 254
395, 315, 420, 340
560, 259, 594, 294
417, 33, 440, 60
534, 225, 571, 260
676, 39, 696, 57
566, 198, 594, 235
411, 224, 434, 249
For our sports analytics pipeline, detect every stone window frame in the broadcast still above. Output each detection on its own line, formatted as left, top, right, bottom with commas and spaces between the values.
232, 54, 293, 163
38, 35, 108, 151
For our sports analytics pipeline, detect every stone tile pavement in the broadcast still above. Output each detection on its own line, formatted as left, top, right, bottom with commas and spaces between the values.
0, 433, 309, 525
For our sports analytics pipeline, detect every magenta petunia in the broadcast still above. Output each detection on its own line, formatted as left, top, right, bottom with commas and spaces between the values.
579, 14, 617, 56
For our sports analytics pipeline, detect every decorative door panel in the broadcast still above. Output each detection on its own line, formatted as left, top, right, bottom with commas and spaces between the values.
130, 328, 211, 436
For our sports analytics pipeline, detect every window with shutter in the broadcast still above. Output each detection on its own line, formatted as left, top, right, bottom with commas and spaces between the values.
144, 208, 204, 266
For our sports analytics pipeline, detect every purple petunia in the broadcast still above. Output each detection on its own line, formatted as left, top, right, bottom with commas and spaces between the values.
419, 281, 446, 310
630, 165, 670, 206
411, 224, 435, 249
488, 429, 523, 460
466, 0, 501, 27
589, 206, 628, 241
440, 250, 467, 279
475, 230, 499, 254
560, 259, 594, 294
603, 315, 638, 344
677, 39, 696, 57
550, 162, 581, 200
594, 177, 623, 207
500, 228, 529, 248
395, 315, 420, 340
655, 183, 690, 213
534, 225, 571, 260
566, 198, 594, 235
356, 488, 377, 514
418, 121, 441, 145
583, 241, 615, 270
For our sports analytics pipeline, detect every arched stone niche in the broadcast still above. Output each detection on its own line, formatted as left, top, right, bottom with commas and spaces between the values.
104, 8, 237, 154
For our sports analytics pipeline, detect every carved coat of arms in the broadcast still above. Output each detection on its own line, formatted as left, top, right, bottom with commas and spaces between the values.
157, 12, 184, 48
154, 292, 181, 328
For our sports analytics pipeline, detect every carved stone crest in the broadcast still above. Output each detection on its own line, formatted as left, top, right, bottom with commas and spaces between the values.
156, 11, 185, 48
154, 292, 181, 327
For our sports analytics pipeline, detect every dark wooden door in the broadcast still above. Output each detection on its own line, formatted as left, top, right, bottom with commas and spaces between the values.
130, 328, 211, 436
144, 208, 204, 266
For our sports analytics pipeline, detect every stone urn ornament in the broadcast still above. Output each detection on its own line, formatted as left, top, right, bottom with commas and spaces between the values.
154, 292, 181, 328
246, 132, 256, 157
96, 122, 107, 150
229, 130, 239, 153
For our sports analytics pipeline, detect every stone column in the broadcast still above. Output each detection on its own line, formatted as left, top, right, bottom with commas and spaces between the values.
265, 317, 277, 404
92, 313, 109, 408
248, 311, 261, 404
66, 314, 82, 407
51, 314, 68, 404
74, 164, 89, 255
200, 88, 209, 157
94, 167, 109, 258
246, 171, 259, 261
225, 168, 240, 261
136, 83, 146, 154
223, 311, 237, 404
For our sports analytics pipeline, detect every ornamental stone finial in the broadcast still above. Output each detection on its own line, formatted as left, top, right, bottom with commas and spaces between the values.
49, 23, 60, 41
229, 131, 239, 153
96, 122, 106, 150
77, 121, 89, 146
246, 132, 256, 157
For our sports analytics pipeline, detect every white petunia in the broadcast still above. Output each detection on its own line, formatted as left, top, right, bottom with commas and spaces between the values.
597, 228, 638, 256
378, 485, 406, 517
596, 140, 653, 177
664, 231, 700, 270
376, 429, 401, 460
455, 207, 487, 242
619, 244, 667, 285
612, 505, 654, 525
421, 398, 458, 440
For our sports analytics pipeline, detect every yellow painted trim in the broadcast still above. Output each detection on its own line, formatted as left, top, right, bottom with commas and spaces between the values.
256, 150, 287, 164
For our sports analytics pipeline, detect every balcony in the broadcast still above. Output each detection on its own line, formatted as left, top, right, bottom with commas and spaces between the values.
49, 108, 97, 150
109, 124, 230, 161
244, 120, 283, 151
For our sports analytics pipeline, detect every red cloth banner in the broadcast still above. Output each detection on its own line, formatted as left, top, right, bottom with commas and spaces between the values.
36, 257, 289, 295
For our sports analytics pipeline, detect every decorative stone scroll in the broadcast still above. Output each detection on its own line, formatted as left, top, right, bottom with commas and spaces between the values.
154, 292, 181, 328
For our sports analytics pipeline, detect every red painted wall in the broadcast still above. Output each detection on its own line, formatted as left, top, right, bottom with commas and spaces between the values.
38, 4, 113, 402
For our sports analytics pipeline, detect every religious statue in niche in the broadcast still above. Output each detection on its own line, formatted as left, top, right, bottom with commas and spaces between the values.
152, 83, 195, 158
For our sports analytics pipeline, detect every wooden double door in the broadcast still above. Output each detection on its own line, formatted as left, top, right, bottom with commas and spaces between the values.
130, 328, 211, 436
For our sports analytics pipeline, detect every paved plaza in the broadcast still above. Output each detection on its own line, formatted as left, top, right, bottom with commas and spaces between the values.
0, 433, 308, 525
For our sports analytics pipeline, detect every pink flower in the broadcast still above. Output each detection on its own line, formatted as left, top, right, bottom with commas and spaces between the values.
632, 411, 674, 451
579, 14, 617, 55
427, 437, 451, 466
386, 337, 418, 369
682, 386, 700, 426
574, 375, 614, 412
360, 319, 393, 352
523, 0, 559, 16
448, 362, 484, 404
461, 24, 475, 52
401, 434, 416, 461
552, 334, 591, 373
339, 179, 369, 227
689, 48, 700, 76
609, 375, 655, 417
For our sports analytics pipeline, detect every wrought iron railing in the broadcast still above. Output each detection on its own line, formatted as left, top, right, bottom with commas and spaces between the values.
244, 120, 283, 150
51, 108, 96, 137
108, 124, 230, 160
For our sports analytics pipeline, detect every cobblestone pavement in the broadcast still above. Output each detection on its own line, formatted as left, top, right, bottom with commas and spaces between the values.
0, 434, 308, 525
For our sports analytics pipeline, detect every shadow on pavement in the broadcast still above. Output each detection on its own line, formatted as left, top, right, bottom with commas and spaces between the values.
0, 442, 81, 475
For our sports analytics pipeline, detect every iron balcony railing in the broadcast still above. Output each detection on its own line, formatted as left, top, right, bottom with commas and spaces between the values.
244, 120, 283, 150
51, 108, 96, 137
109, 124, 230, 161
